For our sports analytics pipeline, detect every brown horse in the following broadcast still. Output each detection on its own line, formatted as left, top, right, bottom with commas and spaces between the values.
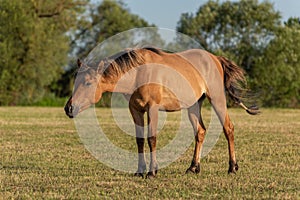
64, 47, 259, 178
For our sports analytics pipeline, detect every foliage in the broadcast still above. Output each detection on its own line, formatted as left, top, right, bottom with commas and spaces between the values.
0, 0, 87, 105
177, 0, 299, 107
0, 0, 299, 107
29, 93, 68, 107
54, 0, 154, 98
72, 0, 151, 59
177, 0, 281, 73
252, 19, 300, 107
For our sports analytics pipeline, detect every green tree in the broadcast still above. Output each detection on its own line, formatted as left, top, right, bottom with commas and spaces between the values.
56, 0, 155, 103
0, 0, 87, 105
177, 0, 281, 74
176, 0, 300, 107
71, 0, 152, 60
252, 18, 300, 107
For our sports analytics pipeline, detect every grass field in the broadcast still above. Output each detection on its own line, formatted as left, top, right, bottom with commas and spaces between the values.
0, 107, 299, 199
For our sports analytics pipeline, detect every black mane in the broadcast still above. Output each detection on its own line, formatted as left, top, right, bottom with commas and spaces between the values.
100, 47, 162, 77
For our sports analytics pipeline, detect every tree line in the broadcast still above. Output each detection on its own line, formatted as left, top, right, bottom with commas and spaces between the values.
0, 0, 299, 107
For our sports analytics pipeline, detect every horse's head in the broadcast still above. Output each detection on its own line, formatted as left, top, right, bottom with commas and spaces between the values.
64, 59, 104, 118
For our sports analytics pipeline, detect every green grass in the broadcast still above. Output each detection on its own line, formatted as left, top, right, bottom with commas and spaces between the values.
0, 107, 299, 199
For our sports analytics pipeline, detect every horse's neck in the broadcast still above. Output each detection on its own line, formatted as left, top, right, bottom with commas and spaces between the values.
102, 69, 138, 94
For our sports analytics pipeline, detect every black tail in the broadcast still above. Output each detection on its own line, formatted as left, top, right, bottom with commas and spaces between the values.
217, 56, 260, 115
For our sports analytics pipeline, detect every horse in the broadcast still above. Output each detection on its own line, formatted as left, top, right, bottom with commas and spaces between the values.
64, 47, 259, 178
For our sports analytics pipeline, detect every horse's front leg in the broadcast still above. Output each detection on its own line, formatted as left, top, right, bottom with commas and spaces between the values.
129, 106, 146, 177
146, 105, 159, 179
186, 101, 206, 174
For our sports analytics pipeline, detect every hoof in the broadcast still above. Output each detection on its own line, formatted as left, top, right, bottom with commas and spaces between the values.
134, 172, 144, 178
146, 171, 157, 179
185, 162, 200, 174
228, 161, 239, 174
134, 164, 146, 178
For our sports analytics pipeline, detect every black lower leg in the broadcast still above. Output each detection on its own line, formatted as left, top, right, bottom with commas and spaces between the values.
228, 160, 239, 174
186, 160, 200, 174
135, 137, 146, 177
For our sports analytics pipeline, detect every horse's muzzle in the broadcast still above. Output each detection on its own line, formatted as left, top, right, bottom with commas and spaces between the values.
64, 104, 80, 118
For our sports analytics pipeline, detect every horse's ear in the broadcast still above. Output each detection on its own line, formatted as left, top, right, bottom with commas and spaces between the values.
77, 59, 82, 68
97, 60, 104, 74
98, 60, 104, 67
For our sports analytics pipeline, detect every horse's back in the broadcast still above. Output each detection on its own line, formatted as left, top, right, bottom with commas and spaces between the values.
178, 49, 222, 76
133, 49, 210, 110
177, 49, 224, 98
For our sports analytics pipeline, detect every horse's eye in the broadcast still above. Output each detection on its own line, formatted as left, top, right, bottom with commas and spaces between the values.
85, 82, 92, 86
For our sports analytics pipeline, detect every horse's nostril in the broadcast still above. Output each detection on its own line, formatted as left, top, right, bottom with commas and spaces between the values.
69, 105, 80, 117
69, 105, 73, 114
64, 103, 78, 118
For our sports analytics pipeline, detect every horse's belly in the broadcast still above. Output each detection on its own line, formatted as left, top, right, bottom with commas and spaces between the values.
159, 97, 181, 111
159, 89, 198, 111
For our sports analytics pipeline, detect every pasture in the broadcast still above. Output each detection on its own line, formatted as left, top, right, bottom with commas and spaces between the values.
0, 107, 299, 199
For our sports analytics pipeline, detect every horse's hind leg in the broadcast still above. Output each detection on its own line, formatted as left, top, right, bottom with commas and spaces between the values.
223, 113, 239, 173
209, 96, 238, 174
186, 98, 206, 174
